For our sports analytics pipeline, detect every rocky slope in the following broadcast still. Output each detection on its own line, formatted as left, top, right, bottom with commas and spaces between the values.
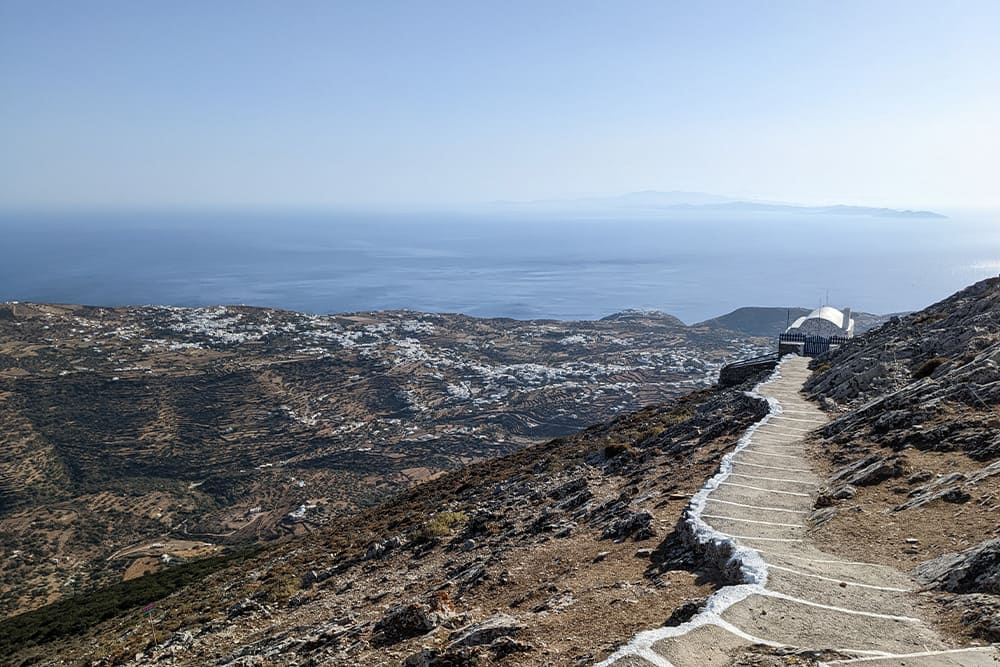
803, 276, 1000, 643
0, 302, 769, 618
4, 383, 767, 665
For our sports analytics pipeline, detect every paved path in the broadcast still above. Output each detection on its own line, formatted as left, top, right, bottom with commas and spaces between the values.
600, 356, 998, 667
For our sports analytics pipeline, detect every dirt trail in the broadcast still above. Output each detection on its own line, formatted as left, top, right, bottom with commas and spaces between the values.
600, 356, 998, 667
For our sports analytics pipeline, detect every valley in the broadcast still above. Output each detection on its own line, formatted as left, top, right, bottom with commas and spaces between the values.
0, 302, 770, 618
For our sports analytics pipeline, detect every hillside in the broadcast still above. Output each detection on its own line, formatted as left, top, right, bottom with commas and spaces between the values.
0, 303, 769, 619
3, 278, 998, 665
5, 383, 767, 665
803, 276, 1000, 642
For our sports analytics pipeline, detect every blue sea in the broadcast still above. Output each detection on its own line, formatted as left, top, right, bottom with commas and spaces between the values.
1, 209, 998, 323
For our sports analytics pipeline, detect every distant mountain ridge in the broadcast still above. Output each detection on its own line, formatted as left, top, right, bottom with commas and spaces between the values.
600, 305, 894, 338
485, 191, 946, 219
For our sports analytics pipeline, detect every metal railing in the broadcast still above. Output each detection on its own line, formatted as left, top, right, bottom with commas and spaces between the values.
778, 332, 851, 345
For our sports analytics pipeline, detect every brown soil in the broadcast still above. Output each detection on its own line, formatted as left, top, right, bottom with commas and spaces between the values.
806, 438, 1000, 643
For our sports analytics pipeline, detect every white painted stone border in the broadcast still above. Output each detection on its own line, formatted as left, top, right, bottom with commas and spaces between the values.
595, 357, 792, 666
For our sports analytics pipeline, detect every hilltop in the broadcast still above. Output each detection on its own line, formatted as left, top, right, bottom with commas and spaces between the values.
2, 278, 996, 665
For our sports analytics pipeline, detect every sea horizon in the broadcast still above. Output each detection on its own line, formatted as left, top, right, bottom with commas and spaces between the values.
3, 208, 998, 324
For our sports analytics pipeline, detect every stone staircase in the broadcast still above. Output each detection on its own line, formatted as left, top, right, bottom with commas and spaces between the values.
599, 356, 998, 667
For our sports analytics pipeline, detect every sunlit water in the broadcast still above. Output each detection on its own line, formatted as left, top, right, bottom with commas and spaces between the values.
2, 209, 998, 322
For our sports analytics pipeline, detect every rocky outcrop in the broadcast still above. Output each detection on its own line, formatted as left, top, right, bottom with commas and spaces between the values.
807, 277, 1000, 407
802, 277, 1000, 647
447, 613, 525, 648
914, 539, 1000, 643
828, 454, 905, 487
942, 594, 1000, 642
808, 279, 1000, 462
914, 539, 1000, 594
601, 509, 655, 541
373, 603, 442, 645
718, 356, 778, 387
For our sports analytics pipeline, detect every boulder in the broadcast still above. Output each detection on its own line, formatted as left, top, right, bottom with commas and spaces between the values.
894, 472, 968, 511
402, 647, 480, 667
829, 455, 904, 487
943, 593, 1000, 642
487, 635, 533, 657
602, 509, 656, 541
547, 476, 588, 500
809, 507, 838, 526
664, 599, 705, 627
913, 538, 1000, 594
448, 613, 525, 648
373, 603, 439, 644
365, 535, 406, 559
227, 597, 270, 620
815, 484, 855, 507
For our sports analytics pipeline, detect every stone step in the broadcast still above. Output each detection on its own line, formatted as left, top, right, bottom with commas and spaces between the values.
734, 450, 812, 467
748, 433, 811, 445
724, 469, 818, 492
650, 623, 751, 666
704, 514, 805, 541
769, 415, 828, 425
734, 447, 810, 462
720, 594, 945, 655
819, 647, 1000, 666
765, 564, 919, 618
702, 497, 811, 522
730, 459, 813, 476
744, 441, 809, 452
754, 547, 916, 589
708, 480, 815, 511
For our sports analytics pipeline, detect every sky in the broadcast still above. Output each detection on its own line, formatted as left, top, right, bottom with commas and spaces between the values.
2, 1, 999, 210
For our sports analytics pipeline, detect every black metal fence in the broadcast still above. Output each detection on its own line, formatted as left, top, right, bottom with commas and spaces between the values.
778, 333, 851, 356
778, 333, 851, 345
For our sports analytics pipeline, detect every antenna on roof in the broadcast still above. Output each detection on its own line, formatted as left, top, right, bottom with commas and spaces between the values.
825, 288, 829, 306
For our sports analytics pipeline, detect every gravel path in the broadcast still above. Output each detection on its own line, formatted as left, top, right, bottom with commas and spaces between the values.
600, 356, 998, 666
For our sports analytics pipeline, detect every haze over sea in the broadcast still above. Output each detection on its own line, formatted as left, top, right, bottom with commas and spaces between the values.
2, 209, 998, 323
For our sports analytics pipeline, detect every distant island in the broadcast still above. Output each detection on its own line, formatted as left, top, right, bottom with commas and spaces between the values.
484, 190, 947, 219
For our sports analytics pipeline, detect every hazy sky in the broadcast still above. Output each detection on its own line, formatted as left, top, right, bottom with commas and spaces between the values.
2, 1, 999, 210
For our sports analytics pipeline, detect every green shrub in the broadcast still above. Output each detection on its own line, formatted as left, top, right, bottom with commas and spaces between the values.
0, 546, 260, 658
415, 511, 468, 541
603, 443, 636, 459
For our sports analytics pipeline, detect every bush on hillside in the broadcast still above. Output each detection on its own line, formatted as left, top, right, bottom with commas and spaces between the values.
913, 357, 948, 379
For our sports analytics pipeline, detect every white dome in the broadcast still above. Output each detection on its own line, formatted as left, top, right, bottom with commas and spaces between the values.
807, 306, 847, 329
785, 306, 854, 336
